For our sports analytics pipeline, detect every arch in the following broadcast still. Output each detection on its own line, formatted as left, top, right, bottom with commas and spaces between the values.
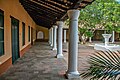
37, 31, 44, 39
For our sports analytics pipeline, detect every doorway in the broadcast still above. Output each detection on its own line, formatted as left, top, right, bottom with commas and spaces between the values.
11, 17, 19, 64
37, 31, 44, 39
31, 27, 33, 45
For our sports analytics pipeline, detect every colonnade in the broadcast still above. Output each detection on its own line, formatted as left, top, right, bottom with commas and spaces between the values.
48, 9, 80, 79
48, 9, 116, 79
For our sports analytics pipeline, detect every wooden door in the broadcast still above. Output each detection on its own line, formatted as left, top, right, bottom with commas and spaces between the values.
11, 17, 19, 64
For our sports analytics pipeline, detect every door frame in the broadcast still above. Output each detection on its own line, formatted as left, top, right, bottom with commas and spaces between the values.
10, 16, 20, 64
31, 27, 33, 45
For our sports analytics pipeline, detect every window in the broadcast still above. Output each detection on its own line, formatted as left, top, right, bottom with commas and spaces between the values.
0, 10, 4, 56
28, 26, 30, 42
22, 22, 25, 46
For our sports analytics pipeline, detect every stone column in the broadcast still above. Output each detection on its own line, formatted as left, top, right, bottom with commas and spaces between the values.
112, 31, 115, 43
52, 25, 57, 50
48, 29, 51, 45
66, 10, 80, 79
56, 21, 63, 58
50, 27, 53, 47
64, 29, 67, 43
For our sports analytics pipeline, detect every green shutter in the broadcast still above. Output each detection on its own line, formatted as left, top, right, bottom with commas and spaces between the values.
28, 26, 30, 42
0, 10, 4, 56
22, 22, 25, 46
11, 17, 19, 63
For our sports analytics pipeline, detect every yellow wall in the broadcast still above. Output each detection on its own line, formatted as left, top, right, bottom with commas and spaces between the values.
0, 0, 36, 64
36, 26, 69, 41
36, 25, 49, 40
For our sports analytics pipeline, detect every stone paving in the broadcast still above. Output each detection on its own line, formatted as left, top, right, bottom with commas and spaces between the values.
0, 42, 95, 80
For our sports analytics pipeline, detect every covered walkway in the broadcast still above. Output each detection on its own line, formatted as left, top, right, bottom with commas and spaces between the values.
0, 0, 95, 79
0, 42, 95, 80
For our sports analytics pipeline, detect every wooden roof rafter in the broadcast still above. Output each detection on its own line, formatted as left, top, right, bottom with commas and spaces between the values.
22, 3, 64, 16
25, 8, 55, 21
25, 8, 54, 27
21, 0, 64, 14
76, 0, 95, 9
26, 9, 55, 23
19, 0, 95, 29
52, 0, 73, 7
29, 15, 50, 28
45, 0, 70, 8
23, 6, 58, 20
61, 0, 83, 20
31, 0, 66, 12
21, 1, 63, 16
39, 0, 69, 10
31, 15, 52, 28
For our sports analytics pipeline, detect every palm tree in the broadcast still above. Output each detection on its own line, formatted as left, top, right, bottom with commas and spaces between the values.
81, 50, 120, 80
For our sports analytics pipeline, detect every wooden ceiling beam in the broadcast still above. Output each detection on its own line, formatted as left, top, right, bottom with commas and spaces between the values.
29, 11, 57, 26
27, 10, 54, 23
79, 0, 95, 8
20, 0, 64, 15
31, 0, 66, 12
19, 0, 95, 29
26, 12, 51, 28
23, 5, 64, 24
31, 15, 52, 28
61, 0, 94, 20
81, 1, 93, 4
40, 0, 68, 10
50, 0, 72, 7
61, 0, 84, 20
71, 0, 84, 9
23, 6, 58, 20
26, 9, 53, 25
21, 1, 63, 17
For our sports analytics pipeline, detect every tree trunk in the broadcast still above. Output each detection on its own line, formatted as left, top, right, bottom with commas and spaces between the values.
79, 34, 88, 44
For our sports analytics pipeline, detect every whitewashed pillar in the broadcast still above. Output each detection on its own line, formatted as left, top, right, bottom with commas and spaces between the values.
112, 31, 115, 43
50, 27, 53, 47
56, 21, 63, 58
64, 29, 67, 43
52, 25, 57, 50
66, 10, 80, 79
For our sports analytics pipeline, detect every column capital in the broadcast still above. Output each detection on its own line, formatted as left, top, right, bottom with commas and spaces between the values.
53, 25, 57, 28
50, 27, 53, 29
67, 9, 80, 20
56, 21, 63, 26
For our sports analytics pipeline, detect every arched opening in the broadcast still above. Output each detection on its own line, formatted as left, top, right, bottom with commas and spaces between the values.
37, 31, 44, 40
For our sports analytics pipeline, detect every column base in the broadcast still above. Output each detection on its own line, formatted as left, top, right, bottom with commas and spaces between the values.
65, 71, 80, 79
64, 41, 66, 43
49, 42, 51, 45
52, 48, 57, 50
112, 41, 114, 43
89, 41, 92, 43
56, 54, 63, 58
50, 44, 53, 47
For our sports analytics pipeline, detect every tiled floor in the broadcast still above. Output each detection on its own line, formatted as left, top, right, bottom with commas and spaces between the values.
0, 42, 95, 80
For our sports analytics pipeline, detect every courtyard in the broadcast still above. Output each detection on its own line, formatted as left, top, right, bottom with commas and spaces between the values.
0, 0, 120, 80
0, 41, 96, 80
